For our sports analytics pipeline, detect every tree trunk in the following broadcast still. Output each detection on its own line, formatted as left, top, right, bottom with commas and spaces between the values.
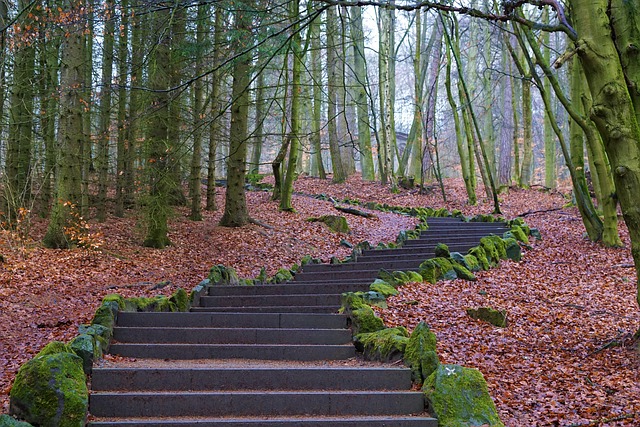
378, 6, 394, 186
326, 6, 346, 183
520, 75, 533, 187
250, 71, 265, 176
308, 4, 326, 179
206, 5, 224, 212
44, 3, 85, 248
219, 0, 252, 227
115, 0, 129, 217
189, 3, 206, 221
542, 9, 557, 189
96, 0, 115, 222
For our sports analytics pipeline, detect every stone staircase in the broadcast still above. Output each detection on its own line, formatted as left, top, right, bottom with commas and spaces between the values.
88, 217, 508, 426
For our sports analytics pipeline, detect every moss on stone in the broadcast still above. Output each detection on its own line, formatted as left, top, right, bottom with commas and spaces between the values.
405, 270, 424, 283
269, 268, 294, 284
530, 228, 542, 240
0, 415, 34, 426
452, 263, 476, 281
70, 334, 102, 374
354, 327, 409, 362
404, 322, 439, 384
488, 235, 507, 260
101, 294, 125, 310
169, 288, 189, 312
508, 225, 529, 244
434, 243, 450, 258
37, 341, 71, 357
467, 307, 508, 328
77, 324, 110, 353
9, 352, 88, 427
208, 264, 240, 286
342, 291, 387, 309
369, 280, 399, 297
91, 303, 115, 330
419, 257, 457, 284
423, 364, 504, 427
349, 305, 385, 335
479, 237, 500, 267
308, 215, 350, 233
503, 238, 522, 261
467, 247, 489, 270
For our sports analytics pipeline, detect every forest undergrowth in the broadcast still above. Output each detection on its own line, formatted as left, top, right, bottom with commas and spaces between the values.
1, 175, 638, 426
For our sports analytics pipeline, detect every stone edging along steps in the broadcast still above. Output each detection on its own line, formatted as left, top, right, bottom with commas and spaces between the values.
87, 217, 521, 426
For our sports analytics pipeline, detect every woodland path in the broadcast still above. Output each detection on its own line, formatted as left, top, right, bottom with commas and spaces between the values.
87, 217, 508, 426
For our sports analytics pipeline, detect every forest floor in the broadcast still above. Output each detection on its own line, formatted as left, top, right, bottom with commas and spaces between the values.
1, 175, 639, 426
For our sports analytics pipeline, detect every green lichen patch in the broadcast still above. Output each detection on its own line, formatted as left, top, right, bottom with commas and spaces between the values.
419, 258, 457, 284
467, 307, 508, 328
369, 280, 399, 297
423, 364, 504, 427
404, 322, 439, 384
0, 415, 34, 426
9, 352, 88, 427
308, 215, 350, 233
208, 264, 240, 286
503, 238, 522, 262
354, 327, 409, 362
434, 243, 450, 258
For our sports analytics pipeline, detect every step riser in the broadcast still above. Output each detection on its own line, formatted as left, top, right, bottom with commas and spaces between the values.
91, 368, 413, 391
89, 392, 425, 417
113, 328, 351, 345
108, 344, 356, 361
361, 245, 480, 256
116, 312, 349, 329
301, 260, 426, 273
199, 294, 341, 307
189, 306, 340, 313
207, 283, 371, 296
88, 418, 438, 427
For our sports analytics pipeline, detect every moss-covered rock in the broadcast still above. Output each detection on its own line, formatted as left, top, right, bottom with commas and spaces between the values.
308, 215, 350, 233
342, 291, 387, 309
9, 352, 88, 427
405, 270, 424, 283
348, 305, 385, 335
101, 294, 125, 310
452, 263, 476, 281
530, 228, 542, 240
419, 258, 457, 284
77, 324, 110, 353
503, 238, 521, 262
0, 415, 34, 426
268, 268, 294, 284
37, 341, 72, 357
369, 280, 399, 297
208, 264, 240, 286
125, 295, 173, 312
70, 334, 102, 374
508, 225, 529, 244
467, 307, 508, 328
434, 243, 450, 258
404, 322, 439, 384
423, 364, 504, 427
452, 252, 481, 273
354, 327, 409, 362
169, 288, 189, 312
91, 303, 116, 331
479, 237, 500, 267
467, 247, 489, 271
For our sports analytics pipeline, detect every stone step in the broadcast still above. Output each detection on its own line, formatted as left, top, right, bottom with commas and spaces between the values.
360, 243, 482, 257
300, 260, 425, 273
189, 305, 341, 313
89, 391, 426, 418
207, 282, 371, 296
199, 294, 342, 308
91, 366, 414, 391
416, 230, 508, 239
88, 415, 438, 427
293, 270, 380, 283
116, 312, 350, 329
108, 343, 356, 360
113, 327, 351, 345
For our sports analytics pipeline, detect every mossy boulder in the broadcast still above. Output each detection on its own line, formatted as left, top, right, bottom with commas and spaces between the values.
530, 228, 542, 240
101, 294, 125, 310
70, 334, 102, 374
503, 238, 521, 262
434, 243, 450, 258
268, 268, 294, 284
348, 305, 385, 335
419, 257, 457, 284
342, 291, 387, 309
169, 288, 189, 312
404, 322, 440, 384
9, 352, 88, 427
37, 341, 71, 357
208, 264, 240, 286
467, 307, 508, 328
369, 279, 399, 297
309, 215, 350, 233
91, 303, 116, 331
467, 246, 490, 271
423, 364, 504, 427
451, 263, 476, 281
0, 415, 34, 426
507, 225, 529, 244
354, 327, 409, 362
77, 324, 110, 353
125, 295, 174, 312
479, 237, 500, 267
452, 252, 481, 273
